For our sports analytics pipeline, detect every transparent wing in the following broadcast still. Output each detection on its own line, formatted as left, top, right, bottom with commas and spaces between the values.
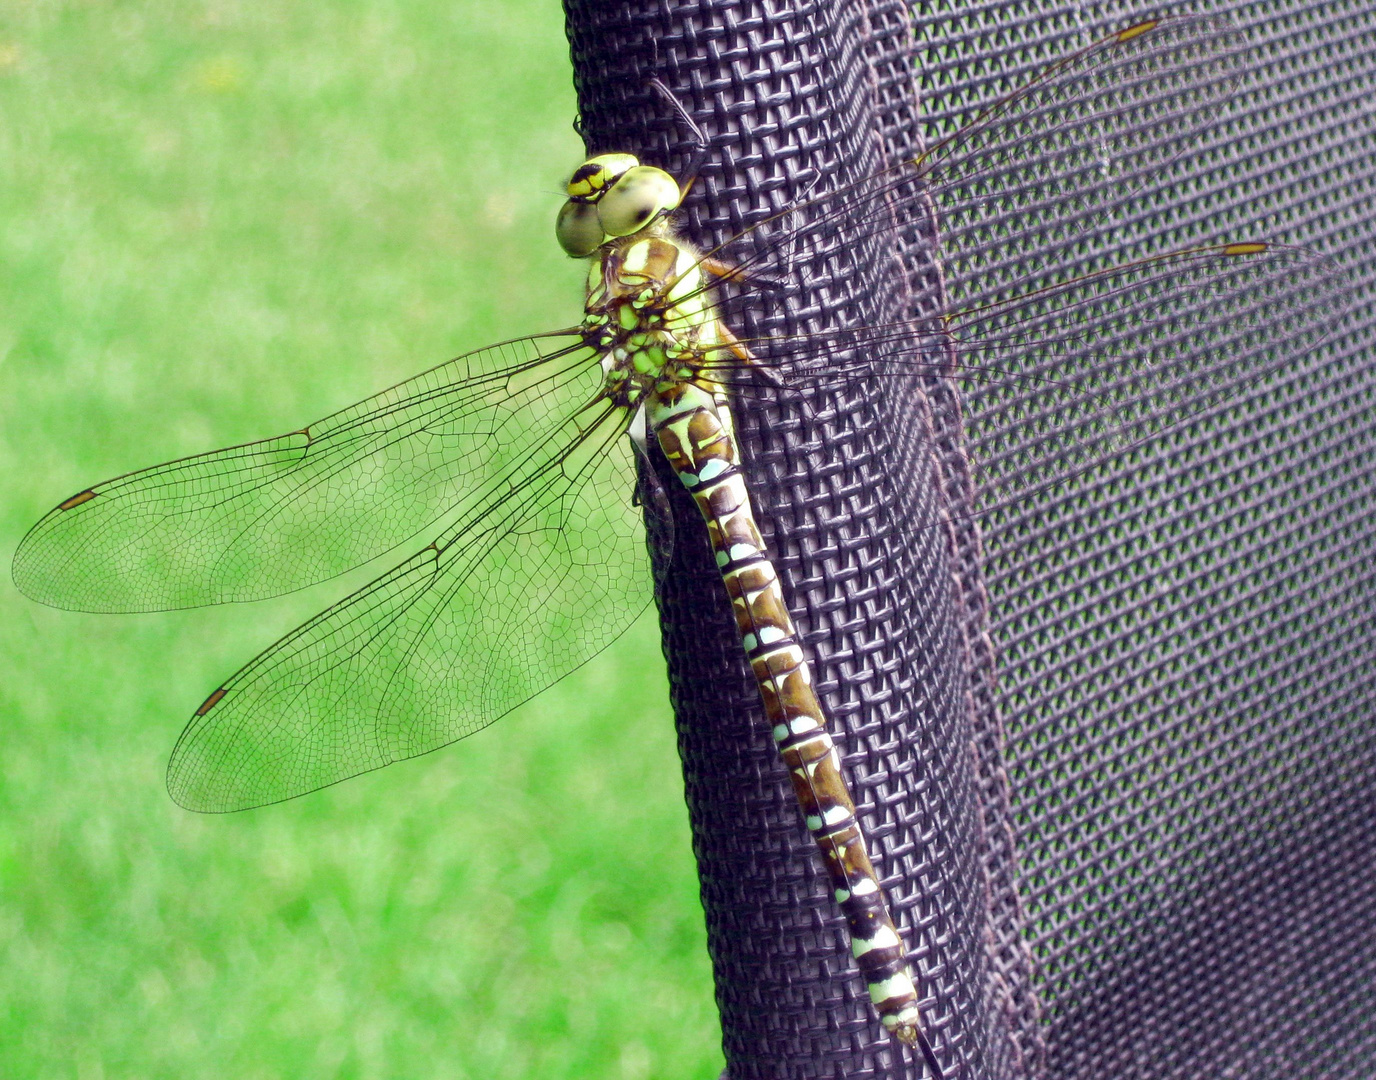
13, 330, 595, 612
166, 400, 646, 813
702, 14, 1243, 326
680, 15, 1342, 526
917, 13, 1244, 294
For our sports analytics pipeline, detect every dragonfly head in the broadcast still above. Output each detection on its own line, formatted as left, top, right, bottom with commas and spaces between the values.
557, 153, 682, 257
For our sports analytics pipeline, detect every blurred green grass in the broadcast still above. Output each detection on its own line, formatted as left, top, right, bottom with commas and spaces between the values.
0, 3, 720, 1076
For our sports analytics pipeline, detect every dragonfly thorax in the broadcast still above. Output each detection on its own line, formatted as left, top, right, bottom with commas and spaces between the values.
584, 234, 723, 408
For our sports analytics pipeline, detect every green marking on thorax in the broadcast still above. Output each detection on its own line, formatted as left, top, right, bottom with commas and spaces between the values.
632, 344, 667, 375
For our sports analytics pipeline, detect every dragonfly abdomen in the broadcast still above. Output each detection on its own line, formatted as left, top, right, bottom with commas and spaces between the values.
648, 380, 927, 1049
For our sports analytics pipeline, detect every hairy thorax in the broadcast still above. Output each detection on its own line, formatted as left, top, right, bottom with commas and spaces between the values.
583, 234, 724, 409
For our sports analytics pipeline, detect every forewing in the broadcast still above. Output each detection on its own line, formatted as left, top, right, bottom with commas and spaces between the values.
13, 331, 597, 613
697, 15, 1242, 327
166, 402, 646, 812
920, 14, 1245, 296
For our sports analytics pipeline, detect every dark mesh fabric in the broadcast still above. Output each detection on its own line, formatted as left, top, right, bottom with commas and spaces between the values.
565, 3, 1005, 1077
910, 3, 1376, 1078
563, 2, 1376, 1079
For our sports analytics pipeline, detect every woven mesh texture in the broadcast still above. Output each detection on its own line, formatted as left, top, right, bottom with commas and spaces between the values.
566, 3, 1003, 1076
910, 2, 1376, 1078
564, 2, 1376, 1079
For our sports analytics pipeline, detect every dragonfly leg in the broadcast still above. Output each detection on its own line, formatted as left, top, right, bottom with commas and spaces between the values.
700, 255, 789, 293
713, 319, 786, 391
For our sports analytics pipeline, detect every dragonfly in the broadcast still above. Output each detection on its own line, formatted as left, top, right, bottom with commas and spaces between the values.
12, 14, 1341, 1071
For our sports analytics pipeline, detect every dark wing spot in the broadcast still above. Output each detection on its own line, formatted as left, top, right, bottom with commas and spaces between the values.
196, 688, 228, 716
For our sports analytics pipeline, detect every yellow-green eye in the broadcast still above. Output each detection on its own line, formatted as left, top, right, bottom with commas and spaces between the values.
596, 165, 681, 238
555, 199, 605, 257
566, 152, 639, 201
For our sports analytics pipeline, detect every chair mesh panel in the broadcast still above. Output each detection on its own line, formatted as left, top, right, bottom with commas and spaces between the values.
563, 1, 1376, 1078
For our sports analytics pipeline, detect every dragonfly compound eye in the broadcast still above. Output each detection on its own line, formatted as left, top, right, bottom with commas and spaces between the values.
596, 165, 681, 239
556, 200, 605, 257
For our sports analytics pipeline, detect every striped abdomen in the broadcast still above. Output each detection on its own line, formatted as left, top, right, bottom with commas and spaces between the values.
648, 379, 927, 1050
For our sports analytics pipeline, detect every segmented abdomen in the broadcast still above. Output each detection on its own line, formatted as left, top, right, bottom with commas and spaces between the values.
648, 379, 925, 1048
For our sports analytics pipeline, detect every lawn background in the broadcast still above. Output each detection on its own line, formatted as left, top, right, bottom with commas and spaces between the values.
0, 2, 722, 1077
